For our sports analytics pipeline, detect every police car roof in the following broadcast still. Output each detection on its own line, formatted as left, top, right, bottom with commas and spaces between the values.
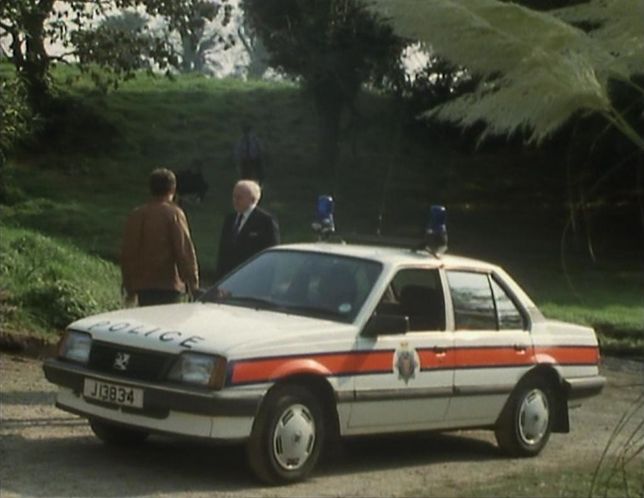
274, 242, 497, 270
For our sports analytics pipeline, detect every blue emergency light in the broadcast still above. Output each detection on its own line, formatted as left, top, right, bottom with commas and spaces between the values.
312, 195, 335, 239
425, 205, 448, 255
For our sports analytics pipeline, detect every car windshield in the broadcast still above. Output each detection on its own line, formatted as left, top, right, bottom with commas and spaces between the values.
200, 250, 383, 323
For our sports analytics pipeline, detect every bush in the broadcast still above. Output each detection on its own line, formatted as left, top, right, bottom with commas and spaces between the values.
0, 76, 32, 203
22, 280, 100, 329
0, 226, 120, 334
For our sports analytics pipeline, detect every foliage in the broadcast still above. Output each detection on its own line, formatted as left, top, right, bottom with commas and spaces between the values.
243, 0, 407, 171
103, 0, 235, 74
0, 76, 30, 161
0, 226, 120, 332
370, 0, 644, 150
236, 14, 270, 79
157, 0, 235, 73
22, 279, 100, 329
0, 0, 234, 112
0, 74, 32, 202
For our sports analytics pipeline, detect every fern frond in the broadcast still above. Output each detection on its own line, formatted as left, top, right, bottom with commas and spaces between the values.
554, 0, 644, 75
370, 0, 640, 145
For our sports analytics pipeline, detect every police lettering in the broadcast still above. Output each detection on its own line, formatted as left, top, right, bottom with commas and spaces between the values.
179, 335, 205, 349
159, 331, 182, 342
85, 320, 203, 349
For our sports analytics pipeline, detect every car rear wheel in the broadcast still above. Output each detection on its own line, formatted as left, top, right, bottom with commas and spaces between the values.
495, 378, 553, 457
89, 418, 149, 446
247, 384, 324, 484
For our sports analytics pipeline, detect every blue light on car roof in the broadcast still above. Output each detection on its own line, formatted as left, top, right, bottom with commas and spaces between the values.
312, 195, 335, 240
429, 205, 446, 233
425, 205, 448, 255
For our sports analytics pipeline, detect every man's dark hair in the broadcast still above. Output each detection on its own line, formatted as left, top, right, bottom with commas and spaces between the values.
149, 168, 176, 196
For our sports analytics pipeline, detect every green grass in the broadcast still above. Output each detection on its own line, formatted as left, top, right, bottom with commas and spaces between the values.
450, 466, 644, 498
0, 225, 120, 335
1, 66, 642, 353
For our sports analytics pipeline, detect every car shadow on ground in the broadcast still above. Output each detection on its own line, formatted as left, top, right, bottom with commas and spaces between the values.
0, 429, 502, 496
319, 431, 501, 476
0, 389, 56, 406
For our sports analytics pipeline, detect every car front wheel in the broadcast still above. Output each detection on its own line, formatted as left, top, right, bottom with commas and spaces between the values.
247, 384, 324, 484
495, 378, 553, 457
89, 418, 149, 446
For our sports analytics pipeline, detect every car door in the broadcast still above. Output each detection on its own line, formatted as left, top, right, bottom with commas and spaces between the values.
347, 268, 455, 433
445, 269, 533, 424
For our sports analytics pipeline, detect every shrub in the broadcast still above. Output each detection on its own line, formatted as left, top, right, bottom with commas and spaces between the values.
22, 279, 101, 329
0, 226, 120, 334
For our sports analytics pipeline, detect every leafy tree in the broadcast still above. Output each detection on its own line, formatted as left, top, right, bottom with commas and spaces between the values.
372, 0, 644, 256
145, 0, 235, 73
0, 75, 32, 202
243, 0, 407, 171
0, 0, 232, 112
236, 19, 270, 79
370, 0, 644, 150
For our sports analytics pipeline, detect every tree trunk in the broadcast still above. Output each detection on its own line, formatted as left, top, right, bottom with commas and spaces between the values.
20, 0, 54, 113
181, 33, 198, 72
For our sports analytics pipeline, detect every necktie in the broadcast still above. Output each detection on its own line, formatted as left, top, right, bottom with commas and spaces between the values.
233, 214, 243, 240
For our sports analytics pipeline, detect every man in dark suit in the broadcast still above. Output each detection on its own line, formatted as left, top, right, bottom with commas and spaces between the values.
215, 180, 280, 279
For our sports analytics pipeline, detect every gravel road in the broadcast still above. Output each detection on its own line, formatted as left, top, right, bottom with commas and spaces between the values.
1, 353, 642, 497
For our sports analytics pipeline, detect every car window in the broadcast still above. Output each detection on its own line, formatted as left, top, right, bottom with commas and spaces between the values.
490, 278, 525, 330
447, 271, 496, 330
202, 250, 382, 323
376, 269, 445, 331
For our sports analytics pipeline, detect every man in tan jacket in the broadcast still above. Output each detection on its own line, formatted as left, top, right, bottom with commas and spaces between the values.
120, 168, 199, 306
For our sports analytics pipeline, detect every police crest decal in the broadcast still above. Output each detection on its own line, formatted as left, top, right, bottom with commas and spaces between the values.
394, 342, 419, 385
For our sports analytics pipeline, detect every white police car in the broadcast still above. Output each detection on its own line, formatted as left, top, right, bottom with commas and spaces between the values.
43, 202, 605, 484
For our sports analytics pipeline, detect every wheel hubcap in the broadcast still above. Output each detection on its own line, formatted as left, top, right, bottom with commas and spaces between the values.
272, 403, 316, 471
518, 388, 549, 446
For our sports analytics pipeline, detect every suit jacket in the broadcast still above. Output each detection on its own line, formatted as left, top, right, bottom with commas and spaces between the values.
215, 206, 280, 279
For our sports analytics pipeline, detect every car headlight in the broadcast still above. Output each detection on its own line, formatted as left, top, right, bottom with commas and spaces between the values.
167, 353, 227, 389
58, 330, 92, 364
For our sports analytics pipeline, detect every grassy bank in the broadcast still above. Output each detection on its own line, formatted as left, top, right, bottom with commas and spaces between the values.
413, 466, 644, 498
1, 67, 642, 353
0, 225, 120, 336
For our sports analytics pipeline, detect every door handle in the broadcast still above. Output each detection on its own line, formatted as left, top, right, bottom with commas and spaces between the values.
433, 346, 447, 355
513, 344, 527, 353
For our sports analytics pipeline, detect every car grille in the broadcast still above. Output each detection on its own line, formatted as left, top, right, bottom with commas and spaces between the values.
88, 341, 176, 382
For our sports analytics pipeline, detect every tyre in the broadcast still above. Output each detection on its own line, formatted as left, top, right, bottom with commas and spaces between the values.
89, 418, 149, 446
247, 384, 324, 484
495, 378, 553, 457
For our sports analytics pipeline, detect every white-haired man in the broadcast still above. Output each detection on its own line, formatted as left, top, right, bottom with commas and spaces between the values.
215, 180, 280, 278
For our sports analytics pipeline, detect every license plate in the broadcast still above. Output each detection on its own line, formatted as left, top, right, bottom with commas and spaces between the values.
83, 378, 144, 408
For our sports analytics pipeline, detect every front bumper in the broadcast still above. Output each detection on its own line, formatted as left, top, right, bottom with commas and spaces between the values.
43, 358, 263, 440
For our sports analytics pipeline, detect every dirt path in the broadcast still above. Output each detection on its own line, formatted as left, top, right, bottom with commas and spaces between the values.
1, 353, 642, 497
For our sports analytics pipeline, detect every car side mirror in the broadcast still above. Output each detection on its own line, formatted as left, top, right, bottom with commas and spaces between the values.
362, 313, 409, 337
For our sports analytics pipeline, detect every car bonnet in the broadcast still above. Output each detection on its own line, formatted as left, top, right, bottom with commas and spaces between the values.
68, 302, 354, 357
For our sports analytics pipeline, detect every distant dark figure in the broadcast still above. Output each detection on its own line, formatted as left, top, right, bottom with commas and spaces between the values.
234, 123, 264, 183
215, 180, 279, 279
175, 160, 209, 208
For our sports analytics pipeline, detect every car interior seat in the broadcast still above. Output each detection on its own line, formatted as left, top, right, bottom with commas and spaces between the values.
399, 285, 445, 331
